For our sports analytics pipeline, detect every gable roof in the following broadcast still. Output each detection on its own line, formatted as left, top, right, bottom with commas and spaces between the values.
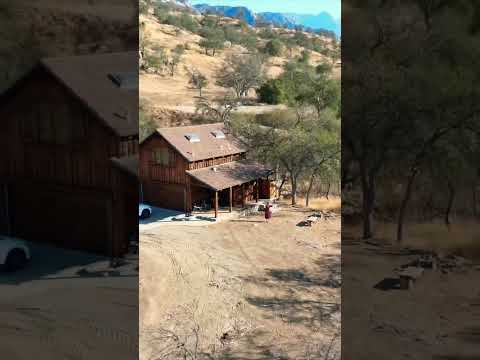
40, 52, 138, 137
154, 123, 246, 162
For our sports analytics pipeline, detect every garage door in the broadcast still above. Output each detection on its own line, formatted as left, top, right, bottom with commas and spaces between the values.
9, 183, 110, 254
144, 182, 186, 211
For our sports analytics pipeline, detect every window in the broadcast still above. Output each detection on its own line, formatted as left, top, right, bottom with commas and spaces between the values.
22, 115, 36, 143
152, 148, 173, 166
71, 112, 87, 144
38, 115, 54, 143
211, 130, 225, 139
108, 73, 138, 91
185, 133, 200, 142
53, 113, 73, 145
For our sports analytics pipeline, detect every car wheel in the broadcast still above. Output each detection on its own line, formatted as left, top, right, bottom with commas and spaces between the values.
5, 249, 27, 271
140, 209, 150, 219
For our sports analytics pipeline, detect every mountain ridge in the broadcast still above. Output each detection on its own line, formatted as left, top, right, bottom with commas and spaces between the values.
192, 3, 340, 36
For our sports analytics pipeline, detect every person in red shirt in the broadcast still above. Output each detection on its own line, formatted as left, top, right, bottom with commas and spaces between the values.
264, 202, 272, 222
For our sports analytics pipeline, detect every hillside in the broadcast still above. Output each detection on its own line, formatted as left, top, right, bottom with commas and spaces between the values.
0, 1, 136, 92
139, 1, 341, 127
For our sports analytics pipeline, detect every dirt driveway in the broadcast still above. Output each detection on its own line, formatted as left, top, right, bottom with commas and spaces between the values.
140, 205, 341, 359
0, 242, 138, 360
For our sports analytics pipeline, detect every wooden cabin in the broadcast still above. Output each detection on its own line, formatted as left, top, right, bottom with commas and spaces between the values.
0, 52, 139, 257
140, 123, 274, 218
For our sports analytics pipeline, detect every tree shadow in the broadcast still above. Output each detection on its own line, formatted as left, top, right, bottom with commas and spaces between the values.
218, 329, 291, 360
454, 326, 480, 344
373, 277, 402, 291
240, 253, 341, 333
217, 328, 340, 360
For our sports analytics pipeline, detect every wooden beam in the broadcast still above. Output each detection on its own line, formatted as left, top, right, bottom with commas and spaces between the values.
185, 176, 192, 214
214, 191, 218, 218
229, 187, 233, 213
106, 197, 114, 263
241, 183, 245, 207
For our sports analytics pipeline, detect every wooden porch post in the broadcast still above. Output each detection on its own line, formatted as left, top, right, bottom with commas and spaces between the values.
185, 176, 192, 214
106, 196, 114, 265
229, 187, 233, 213
241, 183, 245, 207
214, 191, 219, 218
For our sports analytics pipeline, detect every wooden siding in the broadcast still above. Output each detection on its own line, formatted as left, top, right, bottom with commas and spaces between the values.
111, 164, 139, 256
0, 66, 139, 257
0, 68, 133, 191
188, 153, 245, 170
8, 181, 111, 254
140, 136, 189, 185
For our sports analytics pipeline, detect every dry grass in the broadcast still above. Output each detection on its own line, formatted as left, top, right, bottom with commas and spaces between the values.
140, 15, 336, 110
374, 220, 480, 259
301, 196, 341, 212
345, 219, 480, 260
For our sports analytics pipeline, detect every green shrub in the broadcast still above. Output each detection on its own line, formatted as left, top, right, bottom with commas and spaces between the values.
258, 28, 276, 39
139, 2, 149, 15
163, 13, 200, 33
153, 4, 169, 21
264, 39, 284, 56
257, 79, 286, 104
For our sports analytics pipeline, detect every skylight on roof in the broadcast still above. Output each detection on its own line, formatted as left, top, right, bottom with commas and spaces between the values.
108, 73, 138, 90
185, 133, 200, 142
211, 130, 226, 139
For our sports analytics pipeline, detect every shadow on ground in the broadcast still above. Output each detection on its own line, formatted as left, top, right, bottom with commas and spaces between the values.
217, 328, 340, 360
0, 242, 136, 285
232, 252, 341, 357
139, 206, 183, 225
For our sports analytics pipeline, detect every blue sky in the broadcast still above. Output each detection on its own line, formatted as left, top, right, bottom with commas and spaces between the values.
189, 0, 341, 20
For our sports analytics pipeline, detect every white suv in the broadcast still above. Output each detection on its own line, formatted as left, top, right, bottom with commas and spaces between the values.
0, 237, 31, 271
139, 203, 152, 219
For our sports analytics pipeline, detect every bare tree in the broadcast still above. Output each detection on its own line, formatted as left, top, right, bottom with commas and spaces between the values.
195, 95, 239, 124
215, 54, 265, 98
187, 67, 208, 97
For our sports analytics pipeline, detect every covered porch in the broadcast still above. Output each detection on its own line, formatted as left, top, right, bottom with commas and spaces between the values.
185, 160, 273, 218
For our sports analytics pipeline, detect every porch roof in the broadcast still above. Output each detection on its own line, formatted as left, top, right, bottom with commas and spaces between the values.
186, 160, 272, 191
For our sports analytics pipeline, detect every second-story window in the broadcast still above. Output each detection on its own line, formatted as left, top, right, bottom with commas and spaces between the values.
152, 148, 172, 166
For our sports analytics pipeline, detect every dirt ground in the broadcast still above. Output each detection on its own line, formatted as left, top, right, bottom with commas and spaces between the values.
0, 242, 138, 360
140, 202, 341, 359
342, 221, 480, 360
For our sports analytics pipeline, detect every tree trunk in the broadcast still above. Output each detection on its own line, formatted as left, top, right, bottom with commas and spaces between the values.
306, 173, 315, 208
325, 182, 331, 199
472, 185, 477, 217
360, 160, 375, 239
396, 169, 418, 243
277, 175, 287, 200
291, 176, 297, 206
444, 181, 455, 229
